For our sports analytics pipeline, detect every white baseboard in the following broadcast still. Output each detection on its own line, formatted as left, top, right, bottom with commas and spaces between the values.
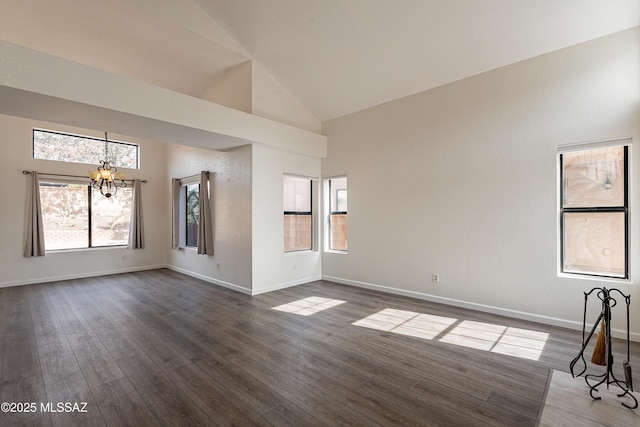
166, 265, 252, 295
0, 264, 167, 289
322, 275, 640, 342
252, 275, 322, 296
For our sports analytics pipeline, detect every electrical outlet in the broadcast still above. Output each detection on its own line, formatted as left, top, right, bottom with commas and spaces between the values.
432, 274, 440, 283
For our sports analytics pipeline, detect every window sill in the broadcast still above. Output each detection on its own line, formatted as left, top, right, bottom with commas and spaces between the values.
557, 272, 631, 284
325, 249, 348, 255
46, 245, 127, 254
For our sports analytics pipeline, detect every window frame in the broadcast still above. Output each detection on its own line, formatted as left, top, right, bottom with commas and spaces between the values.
176, 177, 202, 250
558, 141, 630, 280
33, 128, 140, 169
283, 175, 315, 253
325, 176, 348, 253
39, 180, 132, 252
184, 183, 200, 248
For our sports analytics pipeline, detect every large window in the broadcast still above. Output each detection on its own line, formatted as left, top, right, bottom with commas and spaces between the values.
326, 176, 348, 251
33, 129, 139, 169
284, 175, 313, 252
40, 181, 132, 250
559, 143, 629, 279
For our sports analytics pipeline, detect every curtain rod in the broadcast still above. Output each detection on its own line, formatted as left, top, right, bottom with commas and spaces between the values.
22, 170, 148, 183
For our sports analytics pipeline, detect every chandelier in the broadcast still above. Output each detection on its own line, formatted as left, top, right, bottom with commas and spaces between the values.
88, 132, 127, 198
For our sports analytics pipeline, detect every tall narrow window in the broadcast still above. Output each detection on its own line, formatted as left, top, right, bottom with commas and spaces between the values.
172, 172, 211, 252
284, 175, 313, 252
327, 176, 348, 251
559, 142, 629, 279
185, 183, 200, 248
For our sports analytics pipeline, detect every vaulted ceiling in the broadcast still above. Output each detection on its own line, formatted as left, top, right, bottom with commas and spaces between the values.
1, 0, 638, 124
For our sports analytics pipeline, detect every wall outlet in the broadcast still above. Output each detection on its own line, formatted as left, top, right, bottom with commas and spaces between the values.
432, 274, 440, 283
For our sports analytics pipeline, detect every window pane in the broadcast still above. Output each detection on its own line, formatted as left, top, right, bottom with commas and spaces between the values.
284, 214, 312, 252
283, 175, 313, 252
562, 146, 624, 208
40, 183, 89, 250
283, 175, 311, 212
91, 188, 132, 247
563, 212, 625, 277
330, 214, 348, 251
330, 177, 348, 212
328, 177, 347, 251
34, 129, 138, 169
186, 184, 199, 247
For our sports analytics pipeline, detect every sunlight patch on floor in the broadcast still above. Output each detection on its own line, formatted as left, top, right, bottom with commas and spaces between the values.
352, 308, 457, 339
272, 296, 346, 316
353, 309, 548, 361
440, 321, 549, 360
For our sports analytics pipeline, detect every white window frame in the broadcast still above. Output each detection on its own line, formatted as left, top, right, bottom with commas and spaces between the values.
324, 175, 348, 253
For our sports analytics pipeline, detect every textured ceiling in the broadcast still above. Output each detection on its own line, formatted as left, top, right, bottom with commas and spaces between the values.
1, 0, 638, 124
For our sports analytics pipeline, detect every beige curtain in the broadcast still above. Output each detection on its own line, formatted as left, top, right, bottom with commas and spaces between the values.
197, 171, 214, 255
24, 171, 45, 257
171, 178, 180, 250
128, 179, 145, 249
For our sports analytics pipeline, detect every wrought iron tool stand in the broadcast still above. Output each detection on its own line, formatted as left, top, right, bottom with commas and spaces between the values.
569, 287, 637, 409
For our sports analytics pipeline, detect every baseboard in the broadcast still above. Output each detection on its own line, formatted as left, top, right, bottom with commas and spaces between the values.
166, 265, 252, 295
322, 275, 640, 342
0, 264, 167, 289
252, 275, 323, 296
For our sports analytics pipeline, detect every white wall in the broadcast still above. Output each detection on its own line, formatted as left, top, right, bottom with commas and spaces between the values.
165, 143, 253, 293
0, 40, 327, 157
252, 61, 322, 134
201, 59, 322, 134
201, 61, 252, 113
0, 114, 167, 287
321, 28, 640, 339
252, 144, 322, 294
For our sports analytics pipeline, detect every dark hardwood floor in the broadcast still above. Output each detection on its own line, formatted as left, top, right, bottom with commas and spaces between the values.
0, 269, 637, 426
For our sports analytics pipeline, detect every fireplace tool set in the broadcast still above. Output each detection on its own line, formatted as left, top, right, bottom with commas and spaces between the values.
569, 286, 636, 409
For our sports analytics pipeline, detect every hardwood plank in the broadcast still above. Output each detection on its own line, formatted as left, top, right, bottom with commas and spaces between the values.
66, 281, 225, 426
1, 269, 638, 426
0, 286, 51, 427
89, 377, 160, 427
46, 283, 125, 388
29, 284, 104, 427
69, 278, 273, 426
261, 401, 325, 427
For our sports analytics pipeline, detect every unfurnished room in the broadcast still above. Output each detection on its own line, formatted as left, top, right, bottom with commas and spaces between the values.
1, 1, 639, 426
